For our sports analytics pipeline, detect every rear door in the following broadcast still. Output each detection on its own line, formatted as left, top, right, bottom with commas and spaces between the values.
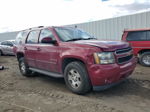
25, 30, 40, 68
126, 31, 148, 55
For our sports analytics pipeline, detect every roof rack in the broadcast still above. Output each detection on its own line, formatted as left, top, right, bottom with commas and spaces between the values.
29, 26, 44, 30
38, 26, 44, 28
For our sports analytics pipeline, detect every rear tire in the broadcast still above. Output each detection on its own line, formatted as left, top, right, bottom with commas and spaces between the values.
19, 57, 36, 77
139, 52, 150, 67
64, 61, 92, 94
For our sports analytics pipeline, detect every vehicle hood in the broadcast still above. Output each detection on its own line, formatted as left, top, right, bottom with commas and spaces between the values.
74, 40, 130, 51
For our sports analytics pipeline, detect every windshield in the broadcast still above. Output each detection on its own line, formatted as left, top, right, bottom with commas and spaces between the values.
55, 27, 96, 42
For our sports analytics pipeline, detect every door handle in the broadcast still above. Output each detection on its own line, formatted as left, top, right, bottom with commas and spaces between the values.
37, 48, 41, 51
24, 47, 27, 50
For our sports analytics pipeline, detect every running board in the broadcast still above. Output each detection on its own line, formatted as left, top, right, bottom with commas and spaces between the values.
29, 67, 63, 78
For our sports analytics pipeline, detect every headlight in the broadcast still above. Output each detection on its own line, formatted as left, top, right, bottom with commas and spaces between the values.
93, 52, 115, 64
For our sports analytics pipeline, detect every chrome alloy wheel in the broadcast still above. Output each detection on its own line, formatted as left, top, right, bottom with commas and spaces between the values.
68, 69, 81, 89
143, 54, 150, 66
20, 61, 26, 74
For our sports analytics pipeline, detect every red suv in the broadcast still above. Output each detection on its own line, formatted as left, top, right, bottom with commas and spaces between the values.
14, 26, 136, 94
122, 28, 150, 66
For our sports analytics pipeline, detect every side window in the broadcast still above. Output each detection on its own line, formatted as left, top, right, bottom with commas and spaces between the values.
1, 41, 7, 45
39, 29, 55, 43
7, 41, 13, 47
26, 30, 40, 44
127, 31, 147, 41
16, 32, 23, 44
147, 31, 150, 40
16, 31, 28, 44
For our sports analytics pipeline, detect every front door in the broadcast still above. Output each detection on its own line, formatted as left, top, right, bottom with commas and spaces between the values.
36, 28, 60, 72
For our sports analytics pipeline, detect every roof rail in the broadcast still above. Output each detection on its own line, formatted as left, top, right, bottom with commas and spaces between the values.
38, 26, 44, 28
29, 26, 44, 30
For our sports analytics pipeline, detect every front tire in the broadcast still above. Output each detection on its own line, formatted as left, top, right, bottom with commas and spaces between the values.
64, 61, 92, 94
19, 57, 35, 77
139, 52, 150, 67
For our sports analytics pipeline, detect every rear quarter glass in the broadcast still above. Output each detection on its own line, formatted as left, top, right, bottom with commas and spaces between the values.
16, 31, 29, 44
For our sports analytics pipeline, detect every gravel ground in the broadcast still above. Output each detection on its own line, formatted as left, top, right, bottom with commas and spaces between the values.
0, 56, 150, 112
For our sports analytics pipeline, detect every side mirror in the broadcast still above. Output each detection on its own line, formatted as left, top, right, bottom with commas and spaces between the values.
41, 37, 57, 44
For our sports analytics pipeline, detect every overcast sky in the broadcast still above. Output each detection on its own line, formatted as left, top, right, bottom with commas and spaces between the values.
0, 0, 149, 32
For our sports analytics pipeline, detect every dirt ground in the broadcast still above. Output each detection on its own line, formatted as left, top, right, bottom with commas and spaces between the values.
0, 56, 150, 112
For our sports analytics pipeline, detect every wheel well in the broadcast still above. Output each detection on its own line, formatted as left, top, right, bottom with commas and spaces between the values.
0, 49, 2, 53
17, 53, 24, 60
62, 58, 85, 73
138, 49, 150, 55
0, 49, 3, 55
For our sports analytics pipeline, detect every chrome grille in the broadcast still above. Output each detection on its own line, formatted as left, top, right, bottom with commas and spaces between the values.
115, 47, 133, 64
115, 47, 132, 55
118, 54, 133, 64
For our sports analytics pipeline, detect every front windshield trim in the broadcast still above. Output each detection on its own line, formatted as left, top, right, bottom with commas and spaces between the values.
65, 37, 96, 42
65, 38, 85, 42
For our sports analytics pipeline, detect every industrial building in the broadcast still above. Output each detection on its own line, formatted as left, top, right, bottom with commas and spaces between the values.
0, 31, 18, 42
68, 11, 150, 40
0, 10, 150, 42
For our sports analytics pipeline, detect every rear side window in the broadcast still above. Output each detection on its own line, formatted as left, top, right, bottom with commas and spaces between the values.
1, 41, 7, 45
147, 31, 150, 40
127, 31, 147, 41
26, 30, 40, 44
16, 31, 28, 44
1, 41, 13, 46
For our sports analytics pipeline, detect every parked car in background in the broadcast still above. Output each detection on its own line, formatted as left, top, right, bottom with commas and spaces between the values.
122, 28, 150, 66
14, 26, 136, 94
0, 40, 15, 56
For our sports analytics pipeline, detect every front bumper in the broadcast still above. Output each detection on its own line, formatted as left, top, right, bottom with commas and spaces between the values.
88, 56, 137, 88
93, 78, 126, 91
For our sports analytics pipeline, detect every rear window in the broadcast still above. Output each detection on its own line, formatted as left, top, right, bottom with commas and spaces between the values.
147, 31, 150, 40
127, 31, 147, 41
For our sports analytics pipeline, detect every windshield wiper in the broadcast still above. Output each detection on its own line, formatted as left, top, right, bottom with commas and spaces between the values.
65, 38, 85, 42
83, 37, 97, 40
65, 37, 97, 42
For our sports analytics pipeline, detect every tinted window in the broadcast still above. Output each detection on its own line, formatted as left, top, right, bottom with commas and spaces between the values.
1, 41, 8, 45
147, 31, 150, 40
39, 29, 55, 43
127, 31, 147, 41
7, 41, 13, 46
27, 30, 40, 44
